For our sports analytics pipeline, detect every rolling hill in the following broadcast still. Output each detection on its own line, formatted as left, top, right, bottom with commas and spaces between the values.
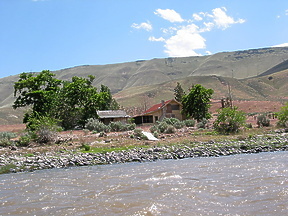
0, 47, 287, 124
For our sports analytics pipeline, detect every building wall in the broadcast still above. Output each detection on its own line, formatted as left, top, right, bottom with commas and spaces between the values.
147, 102, 184, 123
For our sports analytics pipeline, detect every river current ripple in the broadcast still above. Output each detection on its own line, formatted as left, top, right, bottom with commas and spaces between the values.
1, 151, 288, 215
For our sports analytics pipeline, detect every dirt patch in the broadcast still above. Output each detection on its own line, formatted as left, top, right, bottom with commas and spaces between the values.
0, 124, 25, 133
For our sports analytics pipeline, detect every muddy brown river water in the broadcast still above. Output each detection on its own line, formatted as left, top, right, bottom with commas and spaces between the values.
1, 151, 288, 215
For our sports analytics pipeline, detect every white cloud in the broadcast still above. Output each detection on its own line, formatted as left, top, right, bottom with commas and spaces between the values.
149, 36, 165, 42
133, 7, 245, 57
272, 43, 288, 47
154, 9, 184, 23
193, 13, 203, 21
131, 22, 152, 31
161, 26, 178, 34
286, 9, 288, 15
212, 7, 245, 30
200, 22, 214, 32
164, 24, 206, 57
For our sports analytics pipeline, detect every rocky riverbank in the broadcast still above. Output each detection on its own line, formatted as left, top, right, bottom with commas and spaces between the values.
1, 132, 288, 174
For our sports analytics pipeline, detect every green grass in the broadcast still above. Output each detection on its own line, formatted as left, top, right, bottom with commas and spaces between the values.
0, 164, 17, 174
80, 145, 148, 154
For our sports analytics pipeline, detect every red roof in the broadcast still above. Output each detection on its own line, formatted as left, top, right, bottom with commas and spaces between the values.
143, 99, 173, 114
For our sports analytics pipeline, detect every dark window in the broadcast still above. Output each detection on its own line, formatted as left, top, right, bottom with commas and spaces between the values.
143, 115, 153, 123
155, 116, 158, 122
171, 104, 180, 110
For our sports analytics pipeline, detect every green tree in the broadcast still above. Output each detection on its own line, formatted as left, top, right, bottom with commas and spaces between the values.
54, 75, 101, 129
174, 82, 185, 102
213, 106, 246, 134
13, 70, 62, 127
277, 102, 288, 127
181, 84, 214, 121
98, 84, 119, 110
13, 70, 118, 130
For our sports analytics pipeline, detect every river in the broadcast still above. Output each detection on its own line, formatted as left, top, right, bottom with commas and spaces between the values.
1, 151, 287, 215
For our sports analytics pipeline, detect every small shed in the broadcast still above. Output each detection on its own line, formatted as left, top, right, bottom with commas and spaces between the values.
97, 110, 130, 125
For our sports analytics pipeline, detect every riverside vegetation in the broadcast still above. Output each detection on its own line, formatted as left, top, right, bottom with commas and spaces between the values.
0, 113, 287, 174
0, 72, 287, 174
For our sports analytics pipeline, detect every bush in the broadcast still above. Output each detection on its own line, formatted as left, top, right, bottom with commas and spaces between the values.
153, 131, 159, 138
0, 139, 14, 147
173, 121, 185, 129
257, 114, 270, 127
157, 122, 169, 133
85, 118, 110, 132
109, 121, 136, 132
277, 102, 288, 128
150, 125, 159, 133
246, 123, 253, 129
162, 118, 180, 126
133, 128, 148, 140
213, 107, 246, 134
0, 132, 17, 140
197, 118, 208, 129
18, 134, 32, 146
183, 119, 196, 127
27, 116, 62, 143
164, 125, 176, 134
109, 121, 124, 132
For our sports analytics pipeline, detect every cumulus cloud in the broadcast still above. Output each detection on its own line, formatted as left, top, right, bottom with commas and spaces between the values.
164, 24, 206, 56
131, 22, 152, 31
154, 9, 184, 23
211, 7, 245, 29
149, 36, 165, 42
272, 43, 288, 47
193, 13, 203, 21
132, 7, 245, 57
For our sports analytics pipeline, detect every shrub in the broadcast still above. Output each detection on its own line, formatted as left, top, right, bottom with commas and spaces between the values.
133, 128, 148, 140
173, 121, 185, 129
18, 134, 32, 146
213, 107, 246, 134
81, 143, 90, 151
157, 122, 169, 133
0, 132, 17, 140
85, 118, 110, 132
162, 117, 180, 126
25, 116, 62, 144
0, 132, 17, 146
109, 121, 136, 132
109, 121, 124, 132
183, 119, 196, 127
164, 125, 176, 134
126, 123, 136, 131
153, 131, 159, 138
150, 125, 159, 133
257, 114, 270, 127
246, 123, 253, 129
197, 118, 208, 129
277, 102, 288, 128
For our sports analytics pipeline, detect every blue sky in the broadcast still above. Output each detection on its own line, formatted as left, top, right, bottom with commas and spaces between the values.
1, 0, 288, 78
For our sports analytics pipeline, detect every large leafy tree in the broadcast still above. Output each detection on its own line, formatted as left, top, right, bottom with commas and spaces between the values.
13, 70, 62, 125
13, 70, 118, 130
54, 75, 101, 129
181, 84, 214, 121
